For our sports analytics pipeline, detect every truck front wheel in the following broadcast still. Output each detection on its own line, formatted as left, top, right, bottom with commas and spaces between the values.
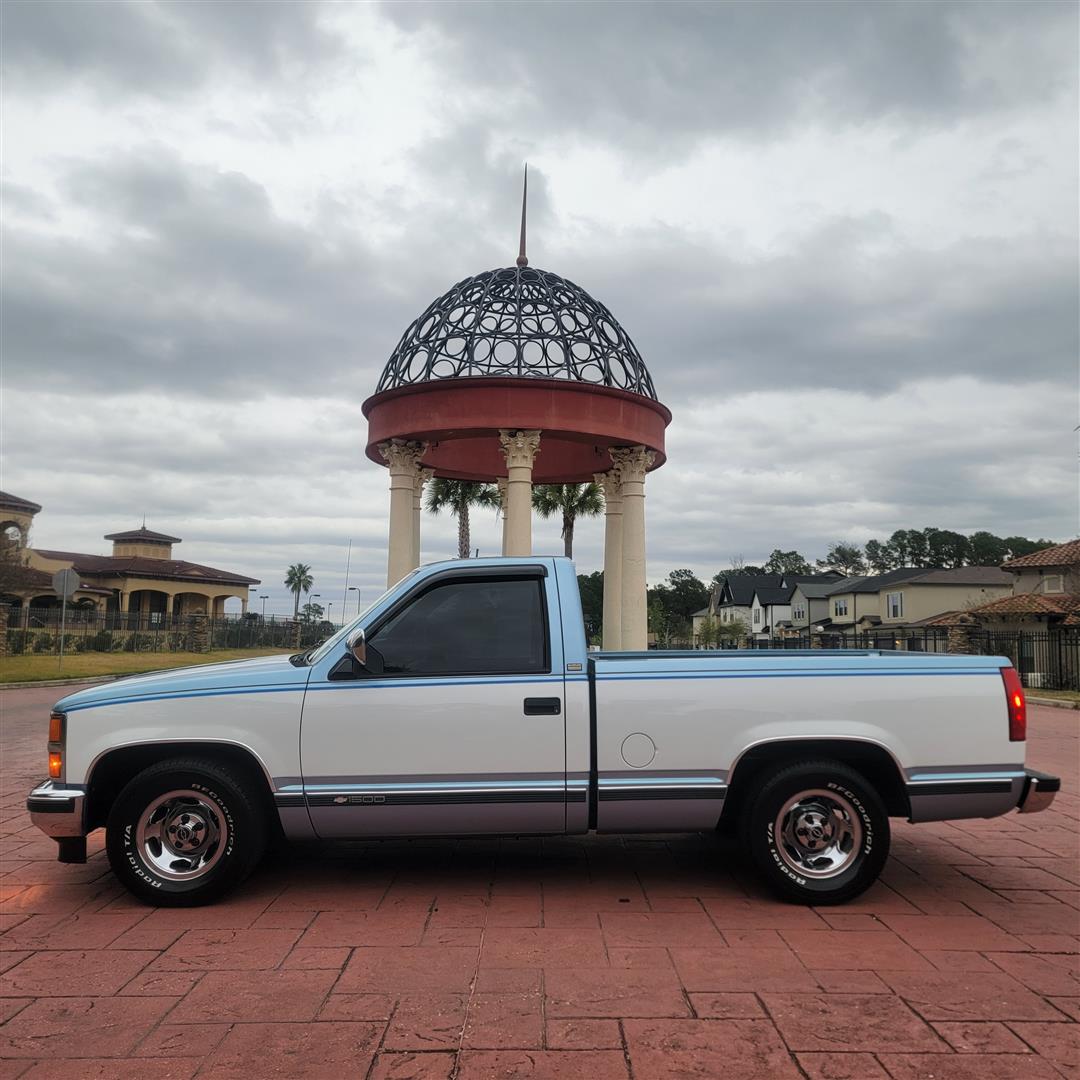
742, 759, 890, 905
105, 757, 267, 906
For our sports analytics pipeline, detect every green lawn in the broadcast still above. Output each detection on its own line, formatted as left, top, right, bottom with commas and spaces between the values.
0, 649, 290, 685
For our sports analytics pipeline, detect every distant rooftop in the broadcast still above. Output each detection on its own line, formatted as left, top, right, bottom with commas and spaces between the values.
0, 491, 42, 514
104, 526, 182, 544
1003, 539, 1080, 570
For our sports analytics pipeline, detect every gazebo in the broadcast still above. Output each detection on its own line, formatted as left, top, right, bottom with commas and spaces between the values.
363, 201, 670, 650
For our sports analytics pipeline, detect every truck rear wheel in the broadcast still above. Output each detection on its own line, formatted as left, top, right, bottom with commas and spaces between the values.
105, 757, 266, 906
741, 759, 889, 905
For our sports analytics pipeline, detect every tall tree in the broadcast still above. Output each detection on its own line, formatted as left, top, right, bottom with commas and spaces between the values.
531, 483, 604, 559
863, 539, 896, 573
764, 549, 813, 576
968, 531, 1009, 566
577, 571, 604, 642
650, 569, 710, 622
1003, 536, 1054, 560
425, 479, 500, 559
300, 601, 324, 623
284, 562, 314, 621
906, 529, 931, 567
924, 528, 970, 568
817, 543, 867, 576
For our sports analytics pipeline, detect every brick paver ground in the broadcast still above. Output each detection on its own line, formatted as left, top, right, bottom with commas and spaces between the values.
1, 683, 1076, 1079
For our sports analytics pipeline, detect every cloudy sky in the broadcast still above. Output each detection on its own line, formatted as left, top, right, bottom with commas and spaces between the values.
3, 0, 1077, 616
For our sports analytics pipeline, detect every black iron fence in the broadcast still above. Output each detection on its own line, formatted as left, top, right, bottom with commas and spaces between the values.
683, 627, 1080, 691
8, 604, 1079, 691
4, 607, 334, 656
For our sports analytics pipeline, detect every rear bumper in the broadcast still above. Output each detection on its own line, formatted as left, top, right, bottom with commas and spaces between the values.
1018, 769, 1060, 814
27, 780, 87, 838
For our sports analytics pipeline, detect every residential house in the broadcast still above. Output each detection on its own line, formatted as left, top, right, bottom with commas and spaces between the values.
714, 574, 782, 629
788, 579, 839, 633
877, 567, 1013, 626
821, 567, 1013, 634
946, 540, 1080, 632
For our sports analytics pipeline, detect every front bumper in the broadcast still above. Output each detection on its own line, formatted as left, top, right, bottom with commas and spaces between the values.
27, 780, 87, 838
1018, 769, 1060, 814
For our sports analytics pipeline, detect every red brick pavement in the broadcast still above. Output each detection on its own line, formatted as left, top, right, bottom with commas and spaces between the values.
1, 684, 1076, 1078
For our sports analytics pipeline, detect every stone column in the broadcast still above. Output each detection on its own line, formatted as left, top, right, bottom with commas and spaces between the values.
947, 613, 978, 655
240, 597, 248, 616
496, 478, 509, 556
380, 439, 428, 587
498, 430, 541, 557
594, 468, 623, 650
412, 467, 434, 569
609, 446, 654, 651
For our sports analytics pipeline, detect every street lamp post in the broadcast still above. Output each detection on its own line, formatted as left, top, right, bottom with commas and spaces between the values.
259, 594, 269, 617
348, 586, 361, 616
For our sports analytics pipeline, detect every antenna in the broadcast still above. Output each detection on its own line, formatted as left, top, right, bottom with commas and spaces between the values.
516, 164, 528, 267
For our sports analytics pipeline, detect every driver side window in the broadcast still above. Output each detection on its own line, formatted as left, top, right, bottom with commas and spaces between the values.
368, 576, 548, 677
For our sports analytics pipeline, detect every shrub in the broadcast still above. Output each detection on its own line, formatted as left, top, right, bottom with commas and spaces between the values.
6, 630, 29, 655
33, 632, 54, 654
85, 630, 112, 652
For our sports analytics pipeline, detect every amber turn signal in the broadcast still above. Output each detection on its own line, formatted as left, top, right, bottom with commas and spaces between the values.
48, 713, 64, 744
48, 751, 63, 779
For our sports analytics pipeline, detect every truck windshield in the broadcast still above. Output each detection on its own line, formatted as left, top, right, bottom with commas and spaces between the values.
299, 577, 412, 666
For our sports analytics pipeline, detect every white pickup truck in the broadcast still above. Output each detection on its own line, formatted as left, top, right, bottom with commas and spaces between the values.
29, 556, 1057, 907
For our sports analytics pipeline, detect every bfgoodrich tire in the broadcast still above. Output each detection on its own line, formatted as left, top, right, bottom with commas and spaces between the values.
106, 757, 266, 906
742, 759, 890, 905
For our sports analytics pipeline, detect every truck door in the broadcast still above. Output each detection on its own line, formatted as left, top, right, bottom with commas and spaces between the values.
299, 566, 567, 837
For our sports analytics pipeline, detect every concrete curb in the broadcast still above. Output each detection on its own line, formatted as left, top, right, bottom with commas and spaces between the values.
1, 675, 122, 691
1028, 696, 1080, 711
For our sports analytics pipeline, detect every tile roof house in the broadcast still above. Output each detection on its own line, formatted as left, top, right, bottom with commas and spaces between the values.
938, 539, 1080, 630
2, 492, 259, 621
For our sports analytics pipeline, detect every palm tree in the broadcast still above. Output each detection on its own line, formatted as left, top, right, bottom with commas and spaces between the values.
284, 562, 314, 620
425, 479, 500, 559
531, 483, 604, 559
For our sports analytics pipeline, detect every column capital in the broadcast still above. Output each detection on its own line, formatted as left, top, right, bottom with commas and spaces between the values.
498, 429, 541, 470
608, 445, 654, 484
379, 438, 428, 474
414, 466, 435, 490
596, 468, 622, 505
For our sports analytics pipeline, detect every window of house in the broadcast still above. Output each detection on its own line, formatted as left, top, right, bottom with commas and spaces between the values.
753, 608, 761, 625
887, 592, 903, 618
793, 605, 805, 621
1043, 575, 1064, 594
834, 599, 848, 617
369, 576, 548, 676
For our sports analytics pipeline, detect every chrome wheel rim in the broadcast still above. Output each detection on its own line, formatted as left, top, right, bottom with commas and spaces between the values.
774, 788, 862, 879
135, 789, 228, 881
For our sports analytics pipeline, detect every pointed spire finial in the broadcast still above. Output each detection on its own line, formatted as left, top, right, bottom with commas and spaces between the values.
516, 164, 528, 267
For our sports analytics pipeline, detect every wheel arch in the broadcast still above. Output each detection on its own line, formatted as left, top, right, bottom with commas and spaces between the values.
85, 740, 278, 833
721, 737, 910, 825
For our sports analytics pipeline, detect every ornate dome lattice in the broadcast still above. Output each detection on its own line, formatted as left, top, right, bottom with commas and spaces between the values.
376, 265, 657, 400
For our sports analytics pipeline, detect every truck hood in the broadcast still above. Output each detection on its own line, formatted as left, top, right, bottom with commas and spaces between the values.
54, 652, 307, 713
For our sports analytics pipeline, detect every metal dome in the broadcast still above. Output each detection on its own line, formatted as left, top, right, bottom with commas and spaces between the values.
375, 265, 657, 400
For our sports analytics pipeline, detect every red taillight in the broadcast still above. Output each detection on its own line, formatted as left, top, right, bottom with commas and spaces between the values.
1001, 667, 1026, 742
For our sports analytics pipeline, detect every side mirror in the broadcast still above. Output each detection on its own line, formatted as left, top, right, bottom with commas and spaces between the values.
348, 629, 367, 667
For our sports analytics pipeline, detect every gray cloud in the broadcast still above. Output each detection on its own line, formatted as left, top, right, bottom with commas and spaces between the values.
3, 1, 1076, 608
383, 0, 1077, 145
1, 0, 342, 98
